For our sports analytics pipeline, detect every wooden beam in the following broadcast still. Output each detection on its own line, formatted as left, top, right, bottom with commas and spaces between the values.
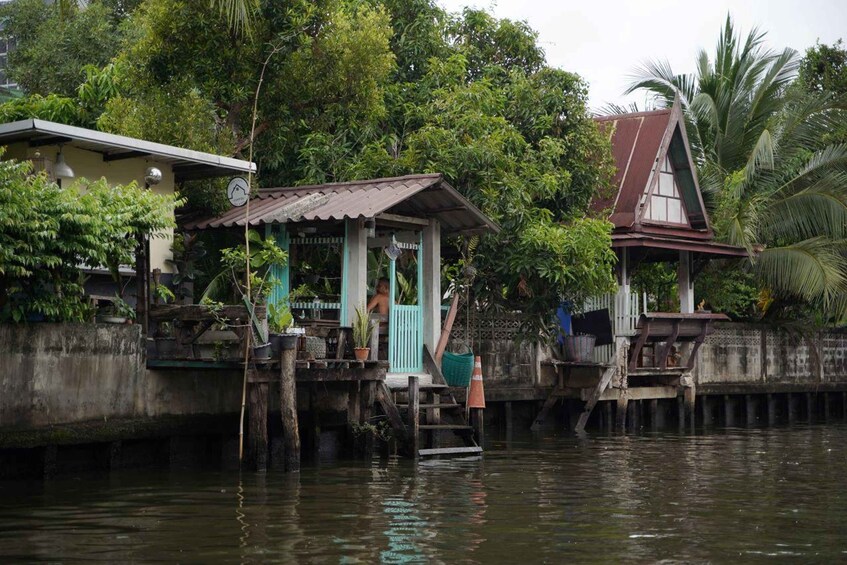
376, 212, 430, 227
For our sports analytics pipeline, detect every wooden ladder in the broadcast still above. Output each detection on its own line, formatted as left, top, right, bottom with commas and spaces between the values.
393, 378, 482, 458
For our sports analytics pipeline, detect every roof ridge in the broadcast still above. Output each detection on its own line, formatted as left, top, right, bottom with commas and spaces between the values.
259, 173, 442, 193
594, 108, 672, 122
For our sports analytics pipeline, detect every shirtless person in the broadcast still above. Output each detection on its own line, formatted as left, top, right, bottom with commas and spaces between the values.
367, 278, 390, 315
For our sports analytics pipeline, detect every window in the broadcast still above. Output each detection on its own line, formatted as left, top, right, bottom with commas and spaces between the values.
643, 156, 688, 225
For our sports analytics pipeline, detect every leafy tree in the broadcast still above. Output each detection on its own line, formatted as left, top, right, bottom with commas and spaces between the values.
628, 16, 847, 320
0, 155, 178, 322
799, 40, 847, 95
298, 7, 618, 340
0, 0, 127, 96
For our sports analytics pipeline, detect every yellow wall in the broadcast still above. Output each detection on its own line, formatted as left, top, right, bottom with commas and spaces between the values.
5, 142, 177, 273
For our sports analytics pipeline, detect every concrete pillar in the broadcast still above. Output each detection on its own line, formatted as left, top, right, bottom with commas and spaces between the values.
422, 220, 441, 351
684, 387, 696, 430
649, 399, 659, 431
678, 250, 694, 314
344, 219, 368, 326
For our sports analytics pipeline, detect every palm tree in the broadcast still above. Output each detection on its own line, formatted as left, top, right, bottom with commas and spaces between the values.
210, 0, 259, 37
627, 16, 847, 317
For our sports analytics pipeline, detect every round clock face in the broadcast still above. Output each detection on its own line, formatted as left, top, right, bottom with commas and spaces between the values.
227, 177, 250, 207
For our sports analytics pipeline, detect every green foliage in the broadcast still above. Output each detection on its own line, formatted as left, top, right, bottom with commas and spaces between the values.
695, 262, 759, 319
0, 0, 126, 97
205, 229, 287, 305
631, 263, 678, 313
352, 305, 374, 349
268, 301, 294, 334
629, 16, 847, 321
0, 154, 178, 322
799, 40, 847, 96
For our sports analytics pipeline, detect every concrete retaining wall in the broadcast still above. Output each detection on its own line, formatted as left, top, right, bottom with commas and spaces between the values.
0, 324, 242, 430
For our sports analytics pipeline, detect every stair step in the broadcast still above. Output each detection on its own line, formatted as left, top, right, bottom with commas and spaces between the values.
419, 424, 473, 430
396, 403, 462, 410
391, 383, 448, 392
418, 446, 483, 457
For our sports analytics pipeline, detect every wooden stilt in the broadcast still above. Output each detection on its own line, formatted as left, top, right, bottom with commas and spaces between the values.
649, 399, 659, 431
604, 401, 613, 432
806, 393, 815, 422
42, 444, 57, 478
787, 393, 797, 425
308, 384, 320, 459
746, 394, 756, 425
505, 401, 514, 439
471, 409, 485, 446
684, 386, 696, 430
824, 392, 832, 422
361, 381, 376, 456
348, 381, 362, 456
678, 396, 685, 431
702, 395, 713, 427
767, 394, 777, 426
248, 378, 269, 471
724, 395, 734, 428
627, 399, 638, 431
616, 395, 628, 432
280, 346, 300, 472
408, 376, 420, 457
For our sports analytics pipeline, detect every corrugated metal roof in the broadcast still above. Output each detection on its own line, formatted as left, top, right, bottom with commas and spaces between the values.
593, 108, 672, 229
184, 173, 499, 234
0, 119, 255, 182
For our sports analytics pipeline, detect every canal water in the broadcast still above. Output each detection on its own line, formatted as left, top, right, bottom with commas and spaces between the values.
2, 424, 847, 563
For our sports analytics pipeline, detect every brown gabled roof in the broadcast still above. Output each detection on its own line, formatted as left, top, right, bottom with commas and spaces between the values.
592, 108, 673, 229
183, 173, 499, 235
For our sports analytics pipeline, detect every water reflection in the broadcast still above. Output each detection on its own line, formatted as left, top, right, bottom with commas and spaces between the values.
2, 425, 847, 562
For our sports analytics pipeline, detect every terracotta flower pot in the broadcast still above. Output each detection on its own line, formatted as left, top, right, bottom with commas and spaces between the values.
354, 347, 370, 361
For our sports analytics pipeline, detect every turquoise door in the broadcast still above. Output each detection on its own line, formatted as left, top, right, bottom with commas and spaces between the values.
388, 233, 424, 373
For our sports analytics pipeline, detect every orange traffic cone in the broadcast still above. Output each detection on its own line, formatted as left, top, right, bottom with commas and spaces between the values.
467, 355, 486, 409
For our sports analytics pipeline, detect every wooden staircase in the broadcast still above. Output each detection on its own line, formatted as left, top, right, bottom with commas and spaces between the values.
376, 347, 482, 458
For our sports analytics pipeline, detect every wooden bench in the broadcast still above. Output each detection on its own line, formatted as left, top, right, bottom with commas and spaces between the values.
628, 312, 728, 372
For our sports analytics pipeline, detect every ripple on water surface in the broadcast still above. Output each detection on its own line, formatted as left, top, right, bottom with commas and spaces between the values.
2, 425, 847, 563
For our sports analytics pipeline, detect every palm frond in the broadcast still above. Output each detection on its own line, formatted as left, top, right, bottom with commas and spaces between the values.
754, 238, 847, 303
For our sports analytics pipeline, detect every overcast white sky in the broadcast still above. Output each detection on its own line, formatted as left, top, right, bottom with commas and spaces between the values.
437, 0, 846, 111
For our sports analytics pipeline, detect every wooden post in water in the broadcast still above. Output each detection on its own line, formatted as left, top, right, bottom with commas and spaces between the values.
677, 396, 685, 431
724, 395, 734, 427
471, 409, 485, 446
702, 395, 713, 427
745, 394, 756, 425
684, 386, 696, 430
248, 371, 269, 471
824, 392, 832, 422
504, 401, 514, 439
348, 381, 362, 456
649, 399, 659, 431
408, 376, 420, 457
280, 344, 300, 472
806, 393, 815, 422
616, 395, 628, 432
787, 393, 797, 425
767, 394, 777, 426
362, 381, 376, 456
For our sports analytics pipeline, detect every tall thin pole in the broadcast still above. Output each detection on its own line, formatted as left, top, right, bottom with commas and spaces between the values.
238, 42, 285, 463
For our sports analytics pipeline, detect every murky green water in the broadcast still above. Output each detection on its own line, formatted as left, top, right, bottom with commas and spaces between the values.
2, 424, 847, 563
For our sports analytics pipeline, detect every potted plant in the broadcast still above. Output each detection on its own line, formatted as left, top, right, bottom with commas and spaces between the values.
268, 301, 302, 356
352, 305, 374, 361
97, 294, 136, 324
203, 230, 289, 361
